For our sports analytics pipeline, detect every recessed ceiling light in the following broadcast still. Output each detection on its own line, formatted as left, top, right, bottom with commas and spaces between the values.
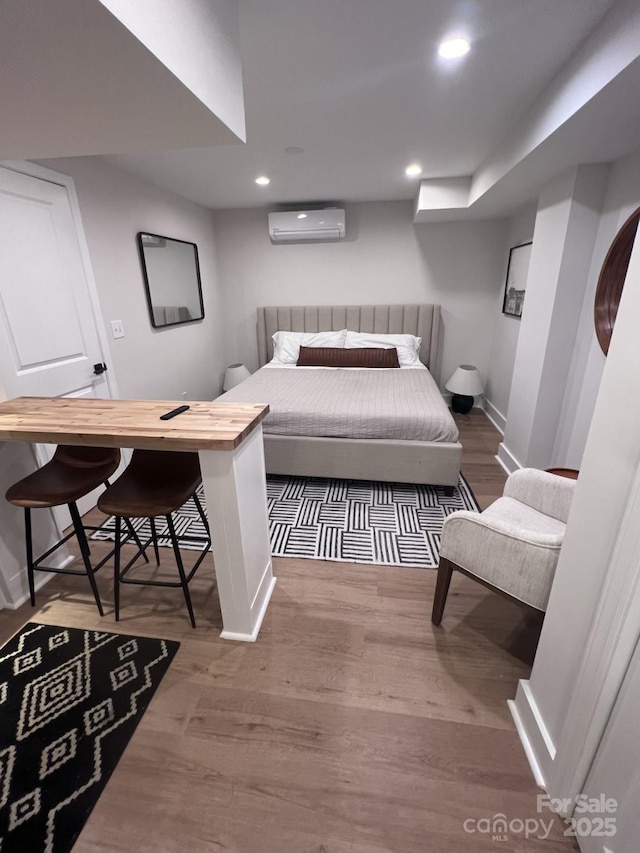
255, 175, 270, 186
438, 37, 470, 59
297, 213, 307, 219
405, 163, 422, 177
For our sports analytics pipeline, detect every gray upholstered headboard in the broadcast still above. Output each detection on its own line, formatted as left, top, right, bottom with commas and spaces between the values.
257, 304, 441, 373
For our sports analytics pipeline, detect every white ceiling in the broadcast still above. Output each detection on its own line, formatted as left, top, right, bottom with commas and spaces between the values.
0, 0, 244, 159
106, 0, 621, 212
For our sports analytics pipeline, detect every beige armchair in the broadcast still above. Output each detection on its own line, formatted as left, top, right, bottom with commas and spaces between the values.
432, 468, 576, 625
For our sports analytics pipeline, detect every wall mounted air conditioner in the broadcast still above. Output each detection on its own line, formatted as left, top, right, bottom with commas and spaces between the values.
268, 208, 346, 243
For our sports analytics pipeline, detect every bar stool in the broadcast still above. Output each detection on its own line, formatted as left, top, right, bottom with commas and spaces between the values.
97, 449, 211, 627
5, 445, 136, 615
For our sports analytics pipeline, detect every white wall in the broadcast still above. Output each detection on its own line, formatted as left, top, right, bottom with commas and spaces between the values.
40, 156, 227, 401
498, 165, 609, 472
554, 147, 640, 467
515, 148, 640, 748
581, 636, 640, 853
213, 201, 508, 388
484, 204, 537, 431
493, 149, 640, 476
511, 198, 640, 805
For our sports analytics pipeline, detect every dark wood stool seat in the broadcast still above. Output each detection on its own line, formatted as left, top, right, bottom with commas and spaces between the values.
5, 445, 127, 616
97, 449, 211, 628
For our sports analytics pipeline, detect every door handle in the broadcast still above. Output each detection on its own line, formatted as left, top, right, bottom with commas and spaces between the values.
93, 363, 108, 376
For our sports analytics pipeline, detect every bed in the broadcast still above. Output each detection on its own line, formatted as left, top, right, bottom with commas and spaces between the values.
219, 304, 462, 487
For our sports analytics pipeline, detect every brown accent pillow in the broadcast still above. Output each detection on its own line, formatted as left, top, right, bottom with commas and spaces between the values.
296, 346, 400, 368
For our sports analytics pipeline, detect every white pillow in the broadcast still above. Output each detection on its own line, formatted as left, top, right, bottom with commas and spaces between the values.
344, 331, 422, 366
271, 329, 347, 364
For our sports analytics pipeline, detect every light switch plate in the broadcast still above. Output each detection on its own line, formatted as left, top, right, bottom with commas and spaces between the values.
110, 320, 125, 339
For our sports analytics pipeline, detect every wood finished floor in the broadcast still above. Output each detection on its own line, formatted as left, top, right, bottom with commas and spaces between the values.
0, 410, 578, 853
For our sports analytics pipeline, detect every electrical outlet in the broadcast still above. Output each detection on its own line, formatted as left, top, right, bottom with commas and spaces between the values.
110, 320, 125, 339
182, 391, 188, 399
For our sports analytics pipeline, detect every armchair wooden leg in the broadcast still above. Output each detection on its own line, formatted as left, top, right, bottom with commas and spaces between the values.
432, 557, 455, 626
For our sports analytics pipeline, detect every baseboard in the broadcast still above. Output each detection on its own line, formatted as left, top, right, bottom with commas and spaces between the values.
3, 555, 73, 610
509, 679, 556, 789
482, 398, 506, 434
496, 441, 522, 475
220, 569, 277, 643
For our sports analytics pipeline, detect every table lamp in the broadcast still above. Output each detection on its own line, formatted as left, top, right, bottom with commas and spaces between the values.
223, 363, 250, 391
445, 365, 483, 414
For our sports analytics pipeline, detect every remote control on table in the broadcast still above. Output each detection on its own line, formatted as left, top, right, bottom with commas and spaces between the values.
159, 405, 190, 420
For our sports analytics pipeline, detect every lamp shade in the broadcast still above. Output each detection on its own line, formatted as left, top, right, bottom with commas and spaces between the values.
445, 364, 484, 396
223, 363, 250, 391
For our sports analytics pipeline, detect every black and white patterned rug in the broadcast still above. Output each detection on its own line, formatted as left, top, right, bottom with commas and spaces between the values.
267, 474, 479, 567
0, 623, 178, 853
94, 474, 479, 569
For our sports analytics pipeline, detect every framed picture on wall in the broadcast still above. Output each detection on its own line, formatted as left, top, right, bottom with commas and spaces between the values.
502, 241, 533, 318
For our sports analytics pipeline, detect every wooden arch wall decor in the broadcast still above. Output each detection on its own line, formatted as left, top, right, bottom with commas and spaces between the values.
594, 206, 640, 355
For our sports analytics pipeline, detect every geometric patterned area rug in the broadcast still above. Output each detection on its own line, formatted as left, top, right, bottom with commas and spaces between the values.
0, 623, 179, 853
266, 473, 480, 568
93, 474, 480, 570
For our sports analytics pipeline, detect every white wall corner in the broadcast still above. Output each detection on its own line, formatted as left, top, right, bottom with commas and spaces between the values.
496, 441, 522, 474
509, 679, 557, 789
0, 563, 62, 611
482, 397, 506, 434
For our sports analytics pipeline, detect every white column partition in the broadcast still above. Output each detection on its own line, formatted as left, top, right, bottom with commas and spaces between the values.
498, 164, 608, 472
509, 212, 640, 825
199, 425, 276, 641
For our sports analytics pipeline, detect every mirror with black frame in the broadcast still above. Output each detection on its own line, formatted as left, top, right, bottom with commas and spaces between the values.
137, 232, 205, 328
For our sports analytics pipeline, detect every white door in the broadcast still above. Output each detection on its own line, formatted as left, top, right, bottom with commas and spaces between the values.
0, 163, 115, 520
